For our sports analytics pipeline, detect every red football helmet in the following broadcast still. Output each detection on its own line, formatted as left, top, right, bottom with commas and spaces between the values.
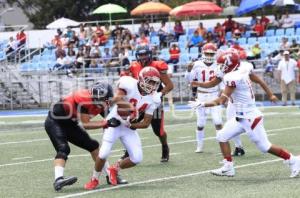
217, 49, 240, 74
202, 43, 217, 64
138, 67, 161, 94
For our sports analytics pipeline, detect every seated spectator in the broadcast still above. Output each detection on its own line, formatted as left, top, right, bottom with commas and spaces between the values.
174, 20, 185, 41
249, 42, 262, 60
269, 14, 281, 29
138, 21, 147, 36
216, 31, 226, 48
122, 34, 132, 50
205, 31, 215, 44
222, 15, 236, 32
86, 25, 94, 40
95, 29, 107, 46
111, 23, 125, 39
187, 30, 204, 52
158, 21, 169, 48
5, 36, 18, 54
214, 22, 225, 36
149, 26, 158, 39
102, 23, 111, 39
280, 37, 290, 51
16, 30, 26, 47
130, 34, 138, 51
137, 32, 149, 46
250, 13, 258, 29
78, 23, 87, 45
75, 49, 85, 69
280, 12, 294, 28
55, 45, 66, 59
196, 22, 207, 37
289, 39, 299, 54
102, 47, 112, 66
232, 23, 244, 36
253, 19, 265, 37
60, 33, 69, 49
83, 43, 92, 68
167, 43, 180, 64
66, 27, 74, 39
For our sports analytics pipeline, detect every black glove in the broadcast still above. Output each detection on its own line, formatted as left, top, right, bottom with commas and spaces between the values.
106, 117, 121, 128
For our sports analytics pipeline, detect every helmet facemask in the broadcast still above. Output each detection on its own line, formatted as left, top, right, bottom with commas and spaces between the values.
203, 52, 216, 64
139, 76, 160, 94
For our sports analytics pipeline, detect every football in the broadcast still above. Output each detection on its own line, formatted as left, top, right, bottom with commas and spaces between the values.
117, 102, 135, 119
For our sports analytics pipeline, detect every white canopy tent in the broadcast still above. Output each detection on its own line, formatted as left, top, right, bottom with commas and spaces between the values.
46, 17, 80, 29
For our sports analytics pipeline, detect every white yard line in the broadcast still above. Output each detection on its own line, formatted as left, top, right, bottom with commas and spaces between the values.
178, 136, 193, 139
0, 138, 48, 145
0, 126, 298, 168
12, 156, 32, 161
55, 158, 283, 198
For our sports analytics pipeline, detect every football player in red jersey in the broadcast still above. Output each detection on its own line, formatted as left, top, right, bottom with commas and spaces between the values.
121, 45, 174, 162
44, 82, 127, 191
84, 67, 163, 190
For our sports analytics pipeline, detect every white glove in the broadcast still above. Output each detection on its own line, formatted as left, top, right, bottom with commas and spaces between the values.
152, 92, 162, 105
188, 100, 205, 110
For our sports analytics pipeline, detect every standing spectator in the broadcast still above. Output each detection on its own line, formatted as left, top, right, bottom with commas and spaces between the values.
78, 24, 87, 45
280, 12, 294, 28
5, 36, 18, 54
250, 13, 258, 29
253, 19, 265, 37
55, 45, 66, 59
52, 34, 62, 48
111, 23, 125, 39
173, 20, 184, 41
167, 43, 180, 65
277, 51, 298, 105
102, 47, 112, 67
149, 26, 158, 39
102, 23, 111, 39
269, 14, 281, 29
289, 39, 299, 54
196, 22, 207, 38
222, 15, 236, 32
214, 22, 224, 36
16, 30, 26, 47
260, 14, 270, 29
264, 54, 276, 77
158, 21, 169, 48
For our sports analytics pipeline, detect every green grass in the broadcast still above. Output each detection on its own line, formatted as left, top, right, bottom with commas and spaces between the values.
0, 107, 300, 198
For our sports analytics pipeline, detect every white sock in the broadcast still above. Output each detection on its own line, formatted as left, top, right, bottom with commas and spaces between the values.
102, 161, 110, 176
196, 129, 204, 146
232, 135, 243, 148
92, 169, 101, 180
54, 166, 64, 180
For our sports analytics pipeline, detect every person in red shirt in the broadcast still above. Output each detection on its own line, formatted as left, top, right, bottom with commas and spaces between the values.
16, 29, 26, 47
167, 43, 180, 64
122, 45, 174, 162
174, 20, 185, 41
253, 19, 265, 37
222, 15, 236, 32
45, 82, 127, 191
261, 14, 270, 29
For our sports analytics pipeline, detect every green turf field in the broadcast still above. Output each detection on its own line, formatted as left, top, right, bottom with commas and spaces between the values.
0, 106, 299, 198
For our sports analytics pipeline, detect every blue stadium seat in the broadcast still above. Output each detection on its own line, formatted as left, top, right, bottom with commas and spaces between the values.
179, 53, 189, 64
285, 28, 295, 36
244, 31, 252, 38
178, 35, 187, 43
190, 47, 198, 54
150, 36, 160, 46
187, 28, 196, 36
225, 32, 232, 40
275, 28, 284, 36
257, 37, 267, 44
267, 36, 277, 43
20, 63, 30, 72
32, 55, 40, 62
238, 38, 247, 45
247, 37, 257, 45
265, 29, 275, 37
296, 28, 300, 35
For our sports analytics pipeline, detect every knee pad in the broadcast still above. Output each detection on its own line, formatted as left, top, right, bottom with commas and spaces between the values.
216, 130, 228, 142
129, 151, 143, 164
255, 140, 272, 153
55, 144, 70, 160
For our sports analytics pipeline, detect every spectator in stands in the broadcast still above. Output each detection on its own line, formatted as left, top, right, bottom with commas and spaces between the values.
280, 37, 290, 51
122, 34, 132, 50
277, 50, 298, 106
232, 29, 242, 40
222, 15, 236, 32
264, 54, 276, 77
173, 20, 184, 41
75, 49, 84, 69
167, 43, 180, 65
78, 23, 87, 45
253, 19, 265, 37
102, 23, 111, 40
272, 48, 284, 65
232, 23, 244, 36
158, 21, 169, 48
214, 22, 224, 36
102, 47, 112, 67
86, 25, 94, 40
151, 45, 159, 61
289, 39, 299, 54
5, 36, 18, 55
138, 21, 147, 36
250, 13, 258, 29
130, 34, 138, 51
119, 47, 130, 69
196, 22, 207, 38
187, 30, 204, 52
69, 31, 79, 47
55, 45, 66, 59
16, 30, 26, 47
89, 47, 102, 70
67, 44, 76, 58
280, 12, 294, 28
216, 31, 226, 48
61, 33, 69, 49
57, 28, 63, 37
52, 54, 65, 70
137, 32, 149, 46
269, 14, 281, 29
83, 43, 91, 68
95, 28, 107, 46
250, 42, 262, 60
52, 34, 62, 48
260, 14, 270, 29
66, 27, 74, 39
144, 20, 150, 36
205, 31, 215, 44
149, 26, 158, 39
111, 23, 125, 39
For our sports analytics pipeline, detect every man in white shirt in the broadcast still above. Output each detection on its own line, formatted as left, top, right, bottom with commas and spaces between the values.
280, 12, 294, 28
277, 51, 298, 105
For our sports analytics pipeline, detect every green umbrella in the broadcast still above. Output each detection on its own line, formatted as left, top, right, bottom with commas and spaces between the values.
92, 3, 127, 25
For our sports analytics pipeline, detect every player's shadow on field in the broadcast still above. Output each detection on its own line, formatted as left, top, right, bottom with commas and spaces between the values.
211, 176, 289, 185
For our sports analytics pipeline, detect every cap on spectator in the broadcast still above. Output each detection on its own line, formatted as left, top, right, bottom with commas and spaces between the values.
283, 50, 290, 55
234, 29, 241, 34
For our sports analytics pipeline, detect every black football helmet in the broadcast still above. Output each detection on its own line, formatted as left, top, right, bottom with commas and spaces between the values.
90, 81, 113, 102
135, 45, 152, 66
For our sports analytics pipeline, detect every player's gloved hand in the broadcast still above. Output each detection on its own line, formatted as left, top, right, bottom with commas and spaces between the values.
152, 92, 162, 105
106, 117, 121, 128
188, 99, 205, 110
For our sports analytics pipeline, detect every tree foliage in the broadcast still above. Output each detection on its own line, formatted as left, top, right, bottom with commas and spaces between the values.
6, 0, 139, 28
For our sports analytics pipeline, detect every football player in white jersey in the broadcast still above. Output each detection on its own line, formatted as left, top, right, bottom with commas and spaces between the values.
185, 43, 223, 153
191, 49, 278, 156
189, 49, 300, 178
84, 67, 162, 190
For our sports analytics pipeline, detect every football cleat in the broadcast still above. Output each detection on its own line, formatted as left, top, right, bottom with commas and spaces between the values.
210, 159, 235, 177
107, 166, 118, 186
161, 145, 169, 163
284, 156, 300, 178
84, 178, 99, 190
106, 175, 128, 185
53, 176, 77, 191
195, 143, 203, 153
232, 147, 245, 156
